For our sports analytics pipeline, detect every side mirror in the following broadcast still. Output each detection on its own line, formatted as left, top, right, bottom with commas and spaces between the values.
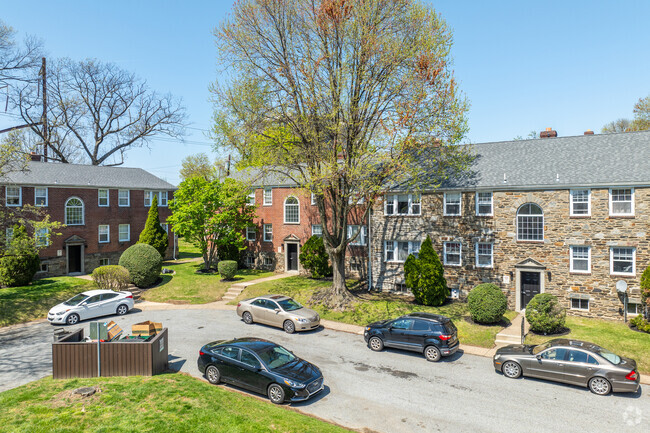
80, 302, 87, 306
536, 355, 541, 361
274, 308, 280, 313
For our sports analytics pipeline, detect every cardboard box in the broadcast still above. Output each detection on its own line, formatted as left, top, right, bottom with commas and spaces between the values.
132, 321, 157, 337
153, 322, 163, 333
106, 320, 123, 341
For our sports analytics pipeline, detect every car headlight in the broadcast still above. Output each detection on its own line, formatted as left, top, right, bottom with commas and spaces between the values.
55, 310, 69, 316
283, 379, 305, 389
294, 318, 309, 323
494, 354, 501, 360
365, 326, 371, 332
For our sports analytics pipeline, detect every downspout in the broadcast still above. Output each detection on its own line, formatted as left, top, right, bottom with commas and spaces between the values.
367, 207, 372, 291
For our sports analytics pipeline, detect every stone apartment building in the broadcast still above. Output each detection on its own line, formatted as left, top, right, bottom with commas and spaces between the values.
1, 158, 177, 277
371, 130, 650, 321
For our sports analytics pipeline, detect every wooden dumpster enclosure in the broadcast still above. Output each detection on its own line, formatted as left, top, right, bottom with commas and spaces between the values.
52, 328, 169, 379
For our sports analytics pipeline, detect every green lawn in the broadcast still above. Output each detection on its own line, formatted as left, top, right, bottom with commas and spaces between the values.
231, 276, 517, 348
525, 316, 650, 374
0, 374, 352, 433
0, 277, 94, 327
142, 260, 274, 304
176, 238, 202, 260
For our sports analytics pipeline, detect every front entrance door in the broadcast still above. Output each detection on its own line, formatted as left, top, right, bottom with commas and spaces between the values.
521, 271, 540, 308
287, 243, 298, 271
68, 245, 82, 273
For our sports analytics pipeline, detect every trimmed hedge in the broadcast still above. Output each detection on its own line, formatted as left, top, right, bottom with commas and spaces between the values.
467, 283, 507, 324
218, 260, 238, 280
118, 243, 163, 288
92, 265, 131, 291
631, 315, 650, 333
0, 252, 40, 287
525, 293, 566, 334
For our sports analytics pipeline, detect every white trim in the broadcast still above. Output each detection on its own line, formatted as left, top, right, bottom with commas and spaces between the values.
384, 240, 421, 263
98, 189, 109, 207
263, 188, 272, 206
569, 245, 591, 273
312, 224, 322, 237
246, 226, 256, 241
609, 187, 634, 216
118, 189, 130, 207
5, 186, 21, 207
610, 247, 636, 276
98, 224, 110, 243
34, 187, 48, 207
118, 224, 130, 242
444, 192, 462, 216
284, 196, 300, 224
475, 191, 493, 216
65, 197, 85, 225
475, 242, 493, 268
347, 225, 367, 246
145, 191, 169, 207
311, 193, 316, 206
443, 241, 462, 266
263, 224, 273, 242
516, 203, 544, 241
35, 227, 50, 247
626, 302, 643, 316
246, 190, 255, 206
570, 297, 590, 311
384, 193, 421, 216
569, 189, 591, 216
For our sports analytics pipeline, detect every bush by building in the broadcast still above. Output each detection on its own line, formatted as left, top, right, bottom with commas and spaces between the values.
118, 243, 163, 288
404, 236, 448, 306
467, 283, 507, 324
525, 293, 566, 334
91, 265, 131, 291
138, 195, 169, 258
299, 236, 332, 279
218, 260, 238, 280
0, 226, 40, 287
631, 315, 650, 333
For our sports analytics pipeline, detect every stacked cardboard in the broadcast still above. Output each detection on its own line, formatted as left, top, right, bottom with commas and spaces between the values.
132, 321, 162, 337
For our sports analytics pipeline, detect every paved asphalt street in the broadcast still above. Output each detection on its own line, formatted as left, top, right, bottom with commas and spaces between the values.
1, 308, 648, 433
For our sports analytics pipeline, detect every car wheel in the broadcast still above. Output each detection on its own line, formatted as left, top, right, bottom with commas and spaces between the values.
268, 383, 285, 404
116, 304, 128, 316
283, 320, 295, 334
368, 336, 384, 352
588, 376, 611, 396
502, 361, 522, 379
242, 311, 253, 324
205, 365, 221, 385
424, 345, 442, 362
66, 313, 80, 326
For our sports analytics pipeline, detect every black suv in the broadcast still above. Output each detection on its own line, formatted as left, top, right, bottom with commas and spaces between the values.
364, 312, 459, 362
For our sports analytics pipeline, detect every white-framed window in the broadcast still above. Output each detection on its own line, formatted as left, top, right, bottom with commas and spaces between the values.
610, 247, 635, 275
98, 189, 109, 207
627, 302, 643, 316
312, 224, 322, 237
570, 246, 591, 273
284, 196, 300, 223
444, 192, 461, 216
118, 224, 130, 242
570, 189, 590, 216
475, 242, 493, 268
570, 296, 590, 311
394, 282, 409, 293
475, 192, 492, 216
5, 227, 14, 246
609, 188, 634, 216
263, 256, 273, 266
118, 190, 130, 207
99, 258, 110, 267
517, 203, 544, 241
65, 197, 84, 225
144, 191, 168, 207
311, 193, 316, 206
443, 242, 462, 266
98, 225, 110, 243
39, 263, 49, 273
263, 188, 272, 206
35, 187, 48, 207
35, 228, 49, 247
263, 224, 273, 242
384, 240, 421, 262
245, 254, 255, 267
5, 186, 21, 207
246, 226, 256, 241
247, 190, 256, 206
385, 193, 421, 216
347, 225, 367, 246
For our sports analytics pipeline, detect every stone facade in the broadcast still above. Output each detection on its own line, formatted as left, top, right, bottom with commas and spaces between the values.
371, 188, 648, 321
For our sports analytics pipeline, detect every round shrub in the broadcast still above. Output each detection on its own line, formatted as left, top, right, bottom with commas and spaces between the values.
525, 293, 566, 334
299, 235, 332, 279
0, 252, 40, 287
218, 260, 238, 280
118, 243, 162, 288
467, 283, 508, 324
631, 315, 650, 333
92, 265, 131, 291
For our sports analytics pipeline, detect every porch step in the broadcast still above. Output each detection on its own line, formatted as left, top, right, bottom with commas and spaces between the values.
221, 284, 247, 301
494, 313, 529, 348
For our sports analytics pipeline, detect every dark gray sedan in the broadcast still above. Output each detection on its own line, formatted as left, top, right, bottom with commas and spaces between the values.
493, 339, 640, 395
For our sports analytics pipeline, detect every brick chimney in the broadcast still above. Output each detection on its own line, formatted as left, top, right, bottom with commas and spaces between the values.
584, 130, 594, 135
539, 127, 558, 138
30, 152, 43, 162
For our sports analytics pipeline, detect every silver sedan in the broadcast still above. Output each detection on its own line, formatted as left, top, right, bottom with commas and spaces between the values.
236, 295, 320, 333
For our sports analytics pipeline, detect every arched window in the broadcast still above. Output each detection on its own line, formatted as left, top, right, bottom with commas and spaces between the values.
517, 203, 543, 241
65, 197, 85, 225
284, 196, 300, 224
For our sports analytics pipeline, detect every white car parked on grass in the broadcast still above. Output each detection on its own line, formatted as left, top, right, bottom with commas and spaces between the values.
47, 289, 134, 325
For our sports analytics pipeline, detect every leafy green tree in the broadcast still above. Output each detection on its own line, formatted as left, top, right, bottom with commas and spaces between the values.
168, 177, 256, 270
213, 0, 470, 304
299, 236, 332, 279
404, 236, 448, 306
0, 225, 40, 286
138, 195, 168, 258
602, 95, 650, 133
180, 153, 217, 181
641, 266, 650, 319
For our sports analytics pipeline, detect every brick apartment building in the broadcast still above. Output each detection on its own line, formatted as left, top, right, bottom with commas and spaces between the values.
1, 159, 177, 277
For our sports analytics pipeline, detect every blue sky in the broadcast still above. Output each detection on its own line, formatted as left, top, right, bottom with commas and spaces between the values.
1, 0, 648, 185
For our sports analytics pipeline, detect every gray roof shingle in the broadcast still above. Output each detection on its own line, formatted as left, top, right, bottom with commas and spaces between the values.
1, 161, 176, 190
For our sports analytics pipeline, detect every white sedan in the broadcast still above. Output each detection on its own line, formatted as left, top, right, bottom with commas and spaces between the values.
47, 289, 134, 325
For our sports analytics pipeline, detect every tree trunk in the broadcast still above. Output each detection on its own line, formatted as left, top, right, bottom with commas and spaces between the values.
331, 249, 347, 295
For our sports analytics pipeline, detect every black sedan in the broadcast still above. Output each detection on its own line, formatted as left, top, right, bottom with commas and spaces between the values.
493, 339, 641, 395
197, 337, 324, 404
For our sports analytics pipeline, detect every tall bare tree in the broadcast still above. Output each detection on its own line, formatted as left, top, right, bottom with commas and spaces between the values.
0, 20, 42, 85
14, 58, 186, 165
213, 0, 469, 305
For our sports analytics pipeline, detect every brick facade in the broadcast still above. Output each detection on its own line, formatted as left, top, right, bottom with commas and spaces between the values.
371, 188, 647, 321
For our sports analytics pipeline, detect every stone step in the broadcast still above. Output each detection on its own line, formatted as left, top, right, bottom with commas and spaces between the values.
495, 336, 524, 346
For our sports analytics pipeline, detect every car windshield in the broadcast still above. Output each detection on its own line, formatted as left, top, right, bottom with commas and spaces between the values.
531, 341, 552, 355
277, 298, 302, 312
63, 294, 88, 306
593, 346, 622, 365
257, 345, 297, 369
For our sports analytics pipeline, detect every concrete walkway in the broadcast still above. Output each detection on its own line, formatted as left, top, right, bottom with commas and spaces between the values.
495, 313, 529, 347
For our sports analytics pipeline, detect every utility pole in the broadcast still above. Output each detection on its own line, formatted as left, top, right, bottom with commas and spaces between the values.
40, 57, 48, 162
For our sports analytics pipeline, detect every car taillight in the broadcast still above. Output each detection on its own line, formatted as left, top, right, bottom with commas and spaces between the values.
626, 371, 638, 381
199, 351, 205, 356
237, 302, 241, 307
126, 295, 133, 299
439, 335, 452, 341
